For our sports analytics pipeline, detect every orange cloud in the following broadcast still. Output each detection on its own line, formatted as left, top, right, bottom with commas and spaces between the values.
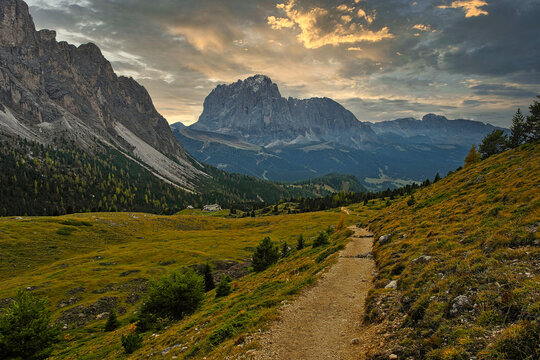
438, 0, 488, 18
267, 0, 393, 49
412, 24, 432, 31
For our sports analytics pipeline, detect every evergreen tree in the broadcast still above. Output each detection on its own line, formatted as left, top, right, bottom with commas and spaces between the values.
313, 232, 330, 247
252, 237, 280, 272
433, 173, 441, 183
508, 108, 526, 148
215, 275, 232, 298
202, 263, 215, 292
479, 130, 508, 159
0, 289, 60, 360
296, 234, 305, 250
525, 96, 540, 142
464, 145, 481, 167
104, 308, 120, 332
281, 241, 290, 258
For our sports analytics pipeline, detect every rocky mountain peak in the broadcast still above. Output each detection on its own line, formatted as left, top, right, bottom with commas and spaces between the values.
0, 0, 37, 46
192, 75, 376, 149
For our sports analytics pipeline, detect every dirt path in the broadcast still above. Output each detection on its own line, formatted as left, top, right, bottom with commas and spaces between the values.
255, 226, 375, 360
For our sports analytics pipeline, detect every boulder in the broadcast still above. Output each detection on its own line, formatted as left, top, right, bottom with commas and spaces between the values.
385, 280, 398, 290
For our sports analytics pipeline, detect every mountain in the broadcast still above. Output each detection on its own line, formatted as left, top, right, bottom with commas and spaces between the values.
177, 75, 505, 190
370, 113, 504, 145
191, 75, 376, 149
0, 0, 201, 190
0, 0, 348, 215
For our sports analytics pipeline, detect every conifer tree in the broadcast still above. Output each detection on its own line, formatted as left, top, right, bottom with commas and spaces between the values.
508, 108, 526, 148
296, 234, 305, 250
202, 263, 215, 292
525, 96, 540, 142
104, 308, 120, 332
464, 145, 481, 167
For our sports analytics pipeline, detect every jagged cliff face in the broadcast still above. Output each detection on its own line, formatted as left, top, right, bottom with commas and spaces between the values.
0, 0, 203, 189
191, 75, 376, 149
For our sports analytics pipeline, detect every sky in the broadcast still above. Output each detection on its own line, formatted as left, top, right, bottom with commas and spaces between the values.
26, 0, 540, 127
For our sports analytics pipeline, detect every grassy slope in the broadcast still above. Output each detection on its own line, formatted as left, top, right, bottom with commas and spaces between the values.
0, 209, 358, 359
365, 143, 539, 359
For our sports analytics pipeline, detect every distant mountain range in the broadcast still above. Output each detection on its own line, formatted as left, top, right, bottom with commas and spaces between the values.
175, 75, 504, 190
0, 0, 358, 216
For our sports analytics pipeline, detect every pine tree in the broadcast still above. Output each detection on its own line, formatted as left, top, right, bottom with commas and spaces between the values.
525, 96, 540, 142
508, 108, 526, 148
104, 308, 120, 332
252, 237, 280, 271
202, 263, 215, 292
433, 173, 441, 182
281, 241, 290, 258
464, 145, 481, 167
296, 234, 305, 250
479, 130, 508, 159
215, 275, 232, 298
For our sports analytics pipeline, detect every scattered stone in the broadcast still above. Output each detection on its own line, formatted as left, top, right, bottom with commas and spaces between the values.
99, 262, 118, 266
92, 255, 103, 260
57, 297, 81, 308
67, 286, 86, 296
57, 296, 119, 328
401, 233, 408, 238
119, 269, 141, 277
356, 252, 374, 259
450, 295, 472, 315
411, 255, 432, 264
378, 235, 390, 244
385, 280, 398, 290
389, 354, 398, 359
350, 338, 360, 345
161, 344, 183, 356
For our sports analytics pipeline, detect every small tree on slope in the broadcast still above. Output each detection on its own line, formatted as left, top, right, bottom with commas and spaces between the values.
252, 237, 280, 272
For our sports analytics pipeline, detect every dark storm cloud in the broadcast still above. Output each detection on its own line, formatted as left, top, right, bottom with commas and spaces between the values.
25, 0, 540, 126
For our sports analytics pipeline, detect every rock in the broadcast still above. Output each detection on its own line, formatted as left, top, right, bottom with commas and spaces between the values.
356, 252, 374, 259
161, 344, 183, 356
191, 75, 376, 149
0, 0, 201, 188
389, 354, 398, 359
378, 235, 390, 244
385, 280, 398, 290
67, 286, 86, 296
411, 255, 432, 264
350, 338, 360, 345
119, 269, 140, 277
450, 295, 472, 315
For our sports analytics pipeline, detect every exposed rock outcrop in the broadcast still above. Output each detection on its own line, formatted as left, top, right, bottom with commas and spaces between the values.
0, 0, 203, 189
191, 75, 377, 149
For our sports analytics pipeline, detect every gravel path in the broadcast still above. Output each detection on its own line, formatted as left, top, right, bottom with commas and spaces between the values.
255, 226, 375, 360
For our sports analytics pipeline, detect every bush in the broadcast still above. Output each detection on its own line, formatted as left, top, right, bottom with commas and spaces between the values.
215, 275, 232, 298
104, 308, 120, 332
139, 268, 204, 322
296, 234, 305, 250
313, 232, 330, 247
407, 194, 416, 206
0, 289, 60, 360
121, 325, 143, 354
252, 237, 280, 272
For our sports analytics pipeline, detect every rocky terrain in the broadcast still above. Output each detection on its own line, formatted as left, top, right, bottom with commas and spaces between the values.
0, 0, 203, 190
192, 75, 376, 149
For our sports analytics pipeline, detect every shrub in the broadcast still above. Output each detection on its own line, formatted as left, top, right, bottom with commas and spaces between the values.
215, 275, 232, 298
104, 308, 120, 332
252, 237, 280, 272
139, 268, 204, 322
296, 234, 305, 250
0, 289, 60, 360
313, 232, 330, 247
407, 194, 416, 206
202, 263, 215, 292
121, 325, 143, 354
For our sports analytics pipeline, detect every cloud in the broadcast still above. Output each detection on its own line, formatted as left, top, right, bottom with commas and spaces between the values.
470, 84, 538, 98
412, 24, 433, 32
267, 0, 393, 49
438, 0, 489, 18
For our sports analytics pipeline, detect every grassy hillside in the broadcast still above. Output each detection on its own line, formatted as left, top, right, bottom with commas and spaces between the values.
0, 209, 356, 359
364, 143, 539, 359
